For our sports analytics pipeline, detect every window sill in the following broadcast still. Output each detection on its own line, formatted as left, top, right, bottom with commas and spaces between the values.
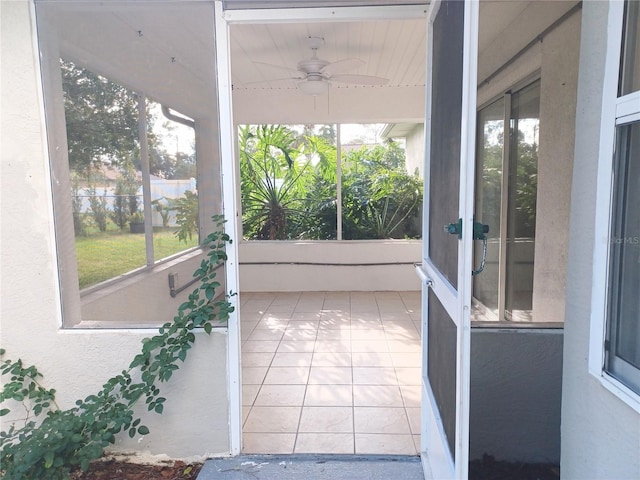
596, 372, 640, 414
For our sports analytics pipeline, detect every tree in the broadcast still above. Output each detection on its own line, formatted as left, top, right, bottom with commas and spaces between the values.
60, 60, 139, 173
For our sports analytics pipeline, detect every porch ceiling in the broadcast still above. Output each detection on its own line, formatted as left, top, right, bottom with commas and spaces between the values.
41, 1, 543, 124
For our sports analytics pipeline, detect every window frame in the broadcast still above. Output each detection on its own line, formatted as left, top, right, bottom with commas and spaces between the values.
588, 0, 640, 412
36, 3, 215, 328
472, 76, 542, 325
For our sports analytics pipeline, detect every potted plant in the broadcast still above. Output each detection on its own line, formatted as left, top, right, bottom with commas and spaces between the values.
129, 211, 145, 233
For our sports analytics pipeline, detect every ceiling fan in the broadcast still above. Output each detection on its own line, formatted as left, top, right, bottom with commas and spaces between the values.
254, 36, 389, 96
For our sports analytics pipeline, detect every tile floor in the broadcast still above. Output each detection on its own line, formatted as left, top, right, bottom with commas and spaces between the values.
239, 291, 422, 455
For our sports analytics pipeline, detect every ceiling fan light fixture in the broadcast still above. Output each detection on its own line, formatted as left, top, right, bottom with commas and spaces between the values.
298, 78, 329, 96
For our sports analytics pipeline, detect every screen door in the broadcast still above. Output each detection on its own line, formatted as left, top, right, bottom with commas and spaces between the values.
417, 1, 478, 478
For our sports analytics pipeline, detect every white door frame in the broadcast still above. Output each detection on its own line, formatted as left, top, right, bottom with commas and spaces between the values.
417, 0, 478, 478
212, 0, 429, 455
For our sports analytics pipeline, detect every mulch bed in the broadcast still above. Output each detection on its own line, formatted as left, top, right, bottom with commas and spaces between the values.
72, 459, 202, 480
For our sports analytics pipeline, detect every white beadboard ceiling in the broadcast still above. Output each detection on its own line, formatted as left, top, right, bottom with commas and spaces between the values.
37, 1, 548, 124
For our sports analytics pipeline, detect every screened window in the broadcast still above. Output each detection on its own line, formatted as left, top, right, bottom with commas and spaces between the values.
62, 61, 198, 290
606, 121, 640, 393
238, 123, 421, 241
473, 80, 540, 322
605, 0, 640, 394
36, 0, 220, 327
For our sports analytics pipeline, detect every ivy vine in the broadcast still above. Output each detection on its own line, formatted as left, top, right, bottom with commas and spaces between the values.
0, 216, 233, 479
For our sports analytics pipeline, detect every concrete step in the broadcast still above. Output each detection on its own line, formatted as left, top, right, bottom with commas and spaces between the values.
198, 454, 424, 480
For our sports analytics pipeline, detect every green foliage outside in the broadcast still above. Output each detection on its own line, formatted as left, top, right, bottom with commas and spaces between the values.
240, 124, 423, 241
0, 218, 233, 479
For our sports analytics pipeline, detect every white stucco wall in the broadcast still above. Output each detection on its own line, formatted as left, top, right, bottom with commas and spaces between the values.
404, 124, 425, 178
562, 1, 640, 478
239, 240, 421, 292
0, 0, 231, 459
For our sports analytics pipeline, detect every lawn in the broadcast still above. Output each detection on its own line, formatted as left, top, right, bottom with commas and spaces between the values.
75, 228, 198, 289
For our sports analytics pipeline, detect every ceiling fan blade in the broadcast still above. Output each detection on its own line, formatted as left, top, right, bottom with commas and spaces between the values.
329, 74, 389, 86
253, 61, 305, 79
321, 58, 365, 76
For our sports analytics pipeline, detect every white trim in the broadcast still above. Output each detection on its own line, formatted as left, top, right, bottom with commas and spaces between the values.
422, 380, 455, 479
616, 91, 640, 119
214, 0, 243, 456
221, 4, 427, 24
587, 0, 624, 379
588, 0, 640, 411
31, 0, 66, 330
455, 2, 478, 478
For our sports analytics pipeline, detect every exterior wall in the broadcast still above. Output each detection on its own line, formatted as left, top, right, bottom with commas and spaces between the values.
469, 329, 563, 463
0, 0, 230, 459
562, 1, 640, 478
477, 1, 580, 324
404, 124, 425, 178
239, 240, 421, 292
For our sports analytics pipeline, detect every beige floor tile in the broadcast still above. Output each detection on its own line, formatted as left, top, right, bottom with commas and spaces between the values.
243, 406, 301, 433
290, 312, 322, 321
311, 352, 351, 367
295, 433, 355, 454
353, 407, 411, 434
263, 366, 310, 385
395, 367, 422, 386
314, 340, 351, 352
242, 384, 261, 406
351, 340, 389, 353
247, 328, 285, 341
387, 340, 421, 353
277, 340, 316, 353
282, 329, 317, 341
254, 385, 306, 406
351, 352, 394, 367
286, 320, 320, 330
318, 319, 351, 331
316, 329, 351, 340
320, 311, 350, 322
355, 433, 416, 455
242, 406, 251, 426
385, 329, 421, 342
412, 434, 421, 454
242, 352, 275, 367
380, 312, 415, 323
353, 385, 403, 407
242, 340, 280, 353
400, 385, 421, 407
351, 318, 383, 329
298, 406, 353, 433
243, 433, 296, 454
304, 384, 352, 406
256, 317, 290, 329
406, 407, 421, 434
265, 305, 296, 315
390, 352, 421, 368
271, 352, 313, 367
352, 367, 398, 385
308, 366, 352, 384
242, 299, 274, 313
240, 313, 264, 323
242, 366, 269, 385
350, 329, 387, 341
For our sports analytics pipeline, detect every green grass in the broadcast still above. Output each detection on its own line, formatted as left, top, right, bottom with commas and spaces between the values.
75, 228, 198, 289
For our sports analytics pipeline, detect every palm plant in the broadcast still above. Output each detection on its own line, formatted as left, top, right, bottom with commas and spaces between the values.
239, 125, 309, 240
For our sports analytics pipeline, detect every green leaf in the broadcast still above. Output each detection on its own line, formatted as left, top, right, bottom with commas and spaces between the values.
154, 404, 164, 414
0, 408, 10, 416
44, 451, 54, 468
137, 425, 150, 435
204, 323, 212, 334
